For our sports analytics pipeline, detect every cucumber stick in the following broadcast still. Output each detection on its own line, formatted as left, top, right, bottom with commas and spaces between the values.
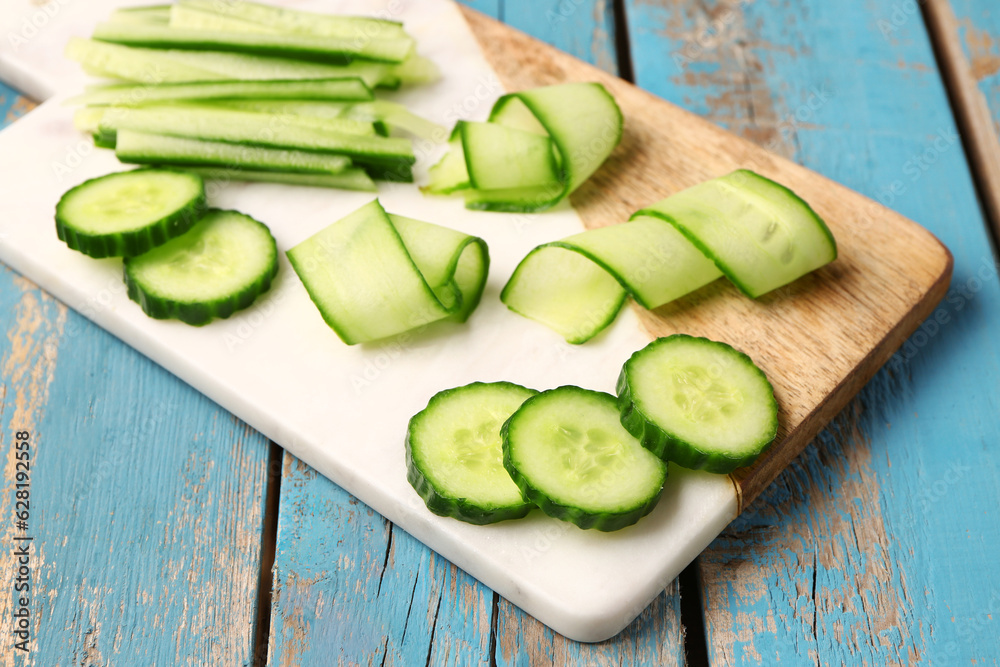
407, 382, 537, 525
65, 38, 413, 89
617, 335, 778, 473
426, 82, 621, 212
177, 0, 409, 41
124, 209, 278, 326
502, 386, 667, 531
65, 77, 374, 107
115, 130, 353, 175
96, 104, 415, 180
502, 170, 836, 343
56, 169, 206, 258
181, 166, 377, 192
287, 200, 489, 345
210, 100, 444, 140
91, 21, 413, 64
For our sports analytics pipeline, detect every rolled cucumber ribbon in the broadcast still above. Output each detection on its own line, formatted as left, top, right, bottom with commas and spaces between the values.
501, 170, 837, 343
288, 199, 489, 344
425, 82, 623, 212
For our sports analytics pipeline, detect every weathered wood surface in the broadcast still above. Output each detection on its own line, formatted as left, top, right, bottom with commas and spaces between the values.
266, 3, 687, 664
0, 83, 271, 666
621, 0, 1000, 663
926, 0, 1000, 237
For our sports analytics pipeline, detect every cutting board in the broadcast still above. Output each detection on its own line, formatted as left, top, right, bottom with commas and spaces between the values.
0, 0, 951, 643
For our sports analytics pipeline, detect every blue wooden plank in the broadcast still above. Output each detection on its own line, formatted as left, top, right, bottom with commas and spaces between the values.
502, 0, 619, 74
951, 0, 1000, 132
0, 94, 272, 664
267, 456, 493, 666
624, 0, 1000, 663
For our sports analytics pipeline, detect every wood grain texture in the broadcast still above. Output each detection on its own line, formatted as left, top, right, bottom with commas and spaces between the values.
622, 0, 1000, 663
266, 3, 685, 663
926, 0, 1000, 238
0, 81, 271, 666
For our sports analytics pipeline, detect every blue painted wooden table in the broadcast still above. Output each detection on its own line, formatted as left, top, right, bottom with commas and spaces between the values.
2, 0, 999, 663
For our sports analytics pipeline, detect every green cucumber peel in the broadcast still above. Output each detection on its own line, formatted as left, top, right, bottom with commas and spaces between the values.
287, 199, 489, 345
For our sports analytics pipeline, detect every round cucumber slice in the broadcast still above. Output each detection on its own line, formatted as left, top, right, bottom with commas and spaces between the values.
617, 335, 778, 473
501, 386, 667, 531
406, 382, 538, 525
55, 168, 206, 258
124, 208, 278, 325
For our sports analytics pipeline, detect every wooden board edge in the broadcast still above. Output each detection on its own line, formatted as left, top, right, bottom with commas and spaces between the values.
459, 5, 956, 512
731, 245, 953, 508
924, 0, 1000, 240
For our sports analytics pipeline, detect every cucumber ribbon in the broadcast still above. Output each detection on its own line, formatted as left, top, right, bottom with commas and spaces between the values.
424, 82, 623, 212
501, 170, 838, 343
287, 199, 489, 344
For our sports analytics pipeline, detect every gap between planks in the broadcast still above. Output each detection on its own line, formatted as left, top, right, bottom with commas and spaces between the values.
253, 441, 283, 666
923, 0, 1000, 249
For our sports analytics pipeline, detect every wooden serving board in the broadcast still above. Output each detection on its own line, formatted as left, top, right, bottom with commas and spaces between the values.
0, 0, 950, 644
461, 7, 952, 510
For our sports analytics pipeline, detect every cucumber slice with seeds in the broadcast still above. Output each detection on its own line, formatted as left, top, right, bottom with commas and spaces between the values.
56, 168, 206, 258
617, 335, 778, 473
124, 209, 278, 325
407, 382, 538, 525
501, 386, 667, 531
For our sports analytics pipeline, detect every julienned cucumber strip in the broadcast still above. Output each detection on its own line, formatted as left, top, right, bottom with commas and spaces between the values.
109, 5, 171, 25
287, 200, 489, 345
124, 209, 279, 326
407, 382, 538, 525
115, 130, 353, 175
56, 168, 206, 258
65, 77, 374, 107
178, 0, 408, 41
209, 100, 445, 140
64, 38, 413, 89
501, 170, 837, 343
426, 82, 622, 212
95, 104, 415, 179
96, 104, 380, 142
501, 386, 667, 531
617, 335, 778, 473
181, 166, 376, 191
91, 21, 414, 65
